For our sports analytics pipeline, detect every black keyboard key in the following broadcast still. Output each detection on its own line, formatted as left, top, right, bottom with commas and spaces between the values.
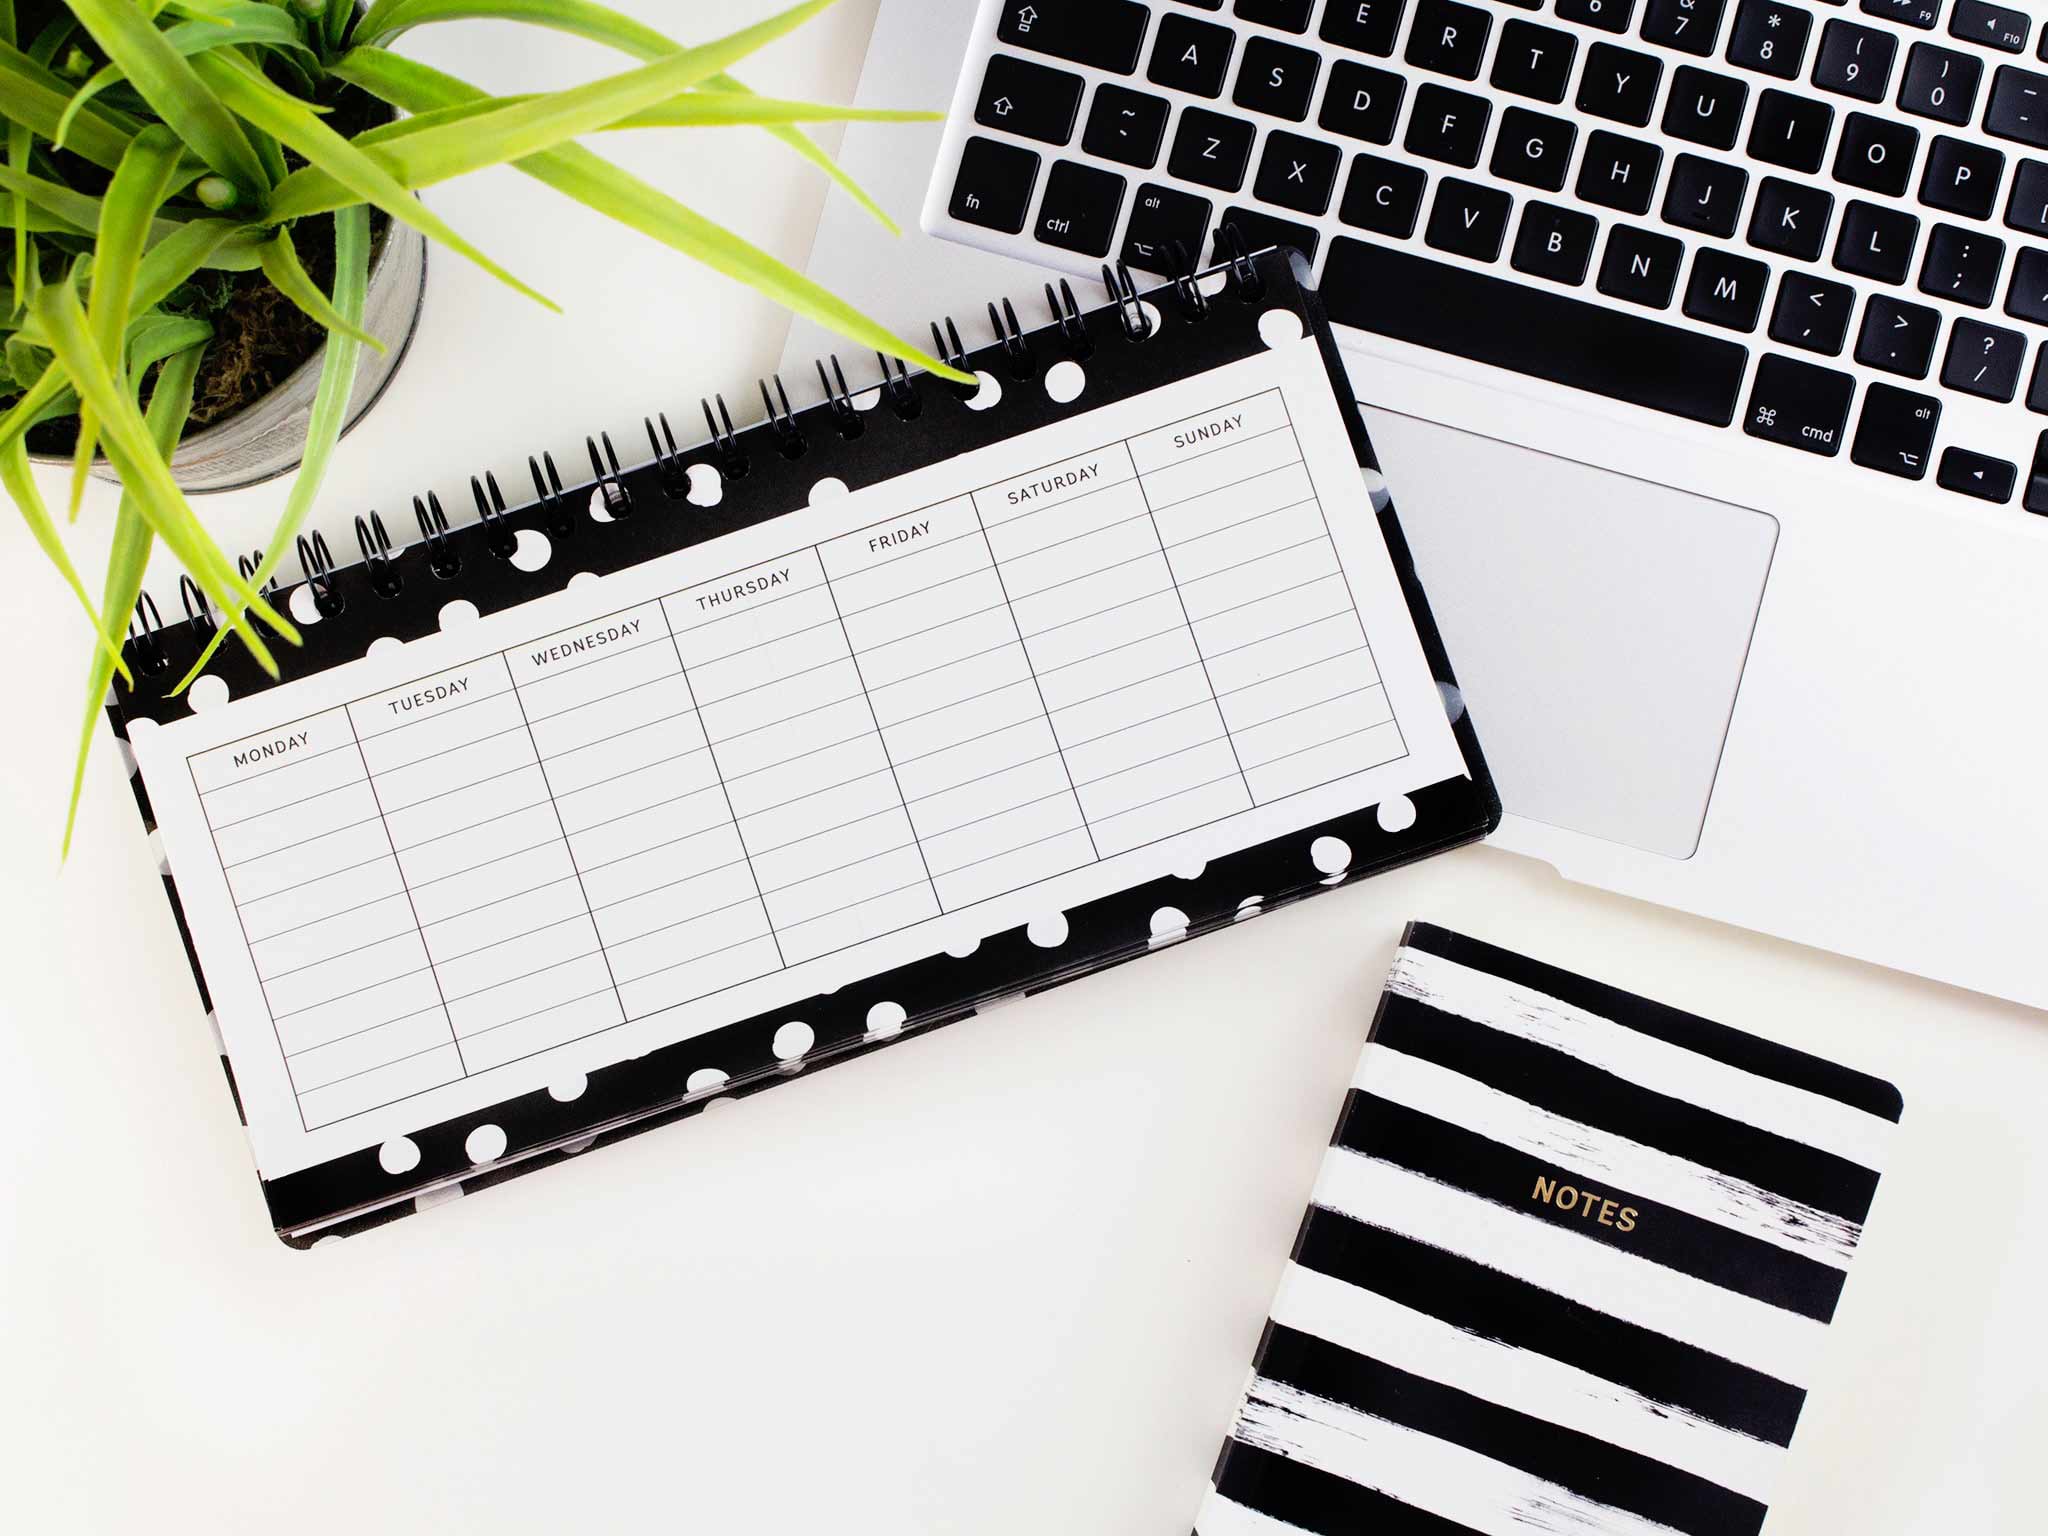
1555, 0, 1635, 35
1599, 223, 1686, 306
1836, 200, 1921, 283
1835, 114, 1920, 197
1744, 353, 1855, 454
1941, 318, 2028, 399
1084, 86, 1171, 168
1406, 0, 1493, 80
1491, 107, 1578, 191
1254, 130, 1343, 213
1813, 20, 1896, 103
1321, 0, 1406, 56
1684, 247, 1771, 329
1856, 293, 1942, 375
1663, 66, 1749, 148
997, 1, 1149, 73
1748, 89, 1833, 173
1663, 152, 1749, 236
2007, 161, 2048, 233
974, 55, 1085, 145
1216, 205, 1321, 262
1949, 2, 2028, 56
1321, 61, 1407, 142
1936, 446, 2016, 503
1859, 0, 1938, 30
1512, 202, 1600, 284
1987, 66, 2048, 149
1034, 161, 1126, 256
1169, 109, 1256, 191
1771, 270, 1857, 353
1921, 136, 2006, 220
1324, 236, 1750, 424
1149, 15, 1236, 97
1851, 382, 1941, 480
1577, 43, 1664, 126
1491, 19, 1577, 103
1123, 183, 1214, 273
1338, 153, 1428, 235
1236, 0, 1314, 31
949, 136, 1040, 233
1641, 0, 1728, 58
1577, 130, 1664, 213
1406, 83, 1492, 166
1726, 0, 1810, 80
1750, 176, 1835, 260
2028, 431, 2048, 512
2004, 245, 2048, 322
1921, 223, 2006, 306
1235, 36, 1322, 119
1425, 177, 1514, 259
1900, 44, 1984, 125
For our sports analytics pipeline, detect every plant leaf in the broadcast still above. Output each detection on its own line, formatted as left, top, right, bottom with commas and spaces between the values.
0, 37, 137, 169
277, 0, 841, 212
1, 0, 24, 314
0, 432, 131, 685
124, 309, 210, 375
332, 50, 974, 384
255, 222, 381, 350
73, 124, 189, 521
349, 0, 901, 236
63, 0, 272, 195
63, 338, 204, 858
330, 89, 935, 139
52, 3, 309, 152
136, 215, 266, 295
31, 270, 297, 673
190, 48, 554, 309
174, 203, 369, 692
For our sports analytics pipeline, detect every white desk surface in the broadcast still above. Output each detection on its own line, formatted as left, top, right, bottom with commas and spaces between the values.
4, 4, 2043, 1531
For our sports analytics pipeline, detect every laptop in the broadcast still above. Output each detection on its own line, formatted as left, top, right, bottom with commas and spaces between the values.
779, 0, 2048, 1011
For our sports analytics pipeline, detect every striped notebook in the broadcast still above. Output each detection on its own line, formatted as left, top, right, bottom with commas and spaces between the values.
1196, 923, 1902, 1536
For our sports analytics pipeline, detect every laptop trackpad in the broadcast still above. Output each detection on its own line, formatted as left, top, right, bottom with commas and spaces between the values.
1361, 409, 1778, 860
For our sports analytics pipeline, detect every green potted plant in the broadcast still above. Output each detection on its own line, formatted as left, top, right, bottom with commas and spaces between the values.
0, 0, 970, 849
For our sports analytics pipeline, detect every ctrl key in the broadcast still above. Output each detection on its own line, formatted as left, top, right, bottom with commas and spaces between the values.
1744, 354, 1855, 457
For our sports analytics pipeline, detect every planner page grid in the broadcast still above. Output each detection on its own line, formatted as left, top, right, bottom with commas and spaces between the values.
131, 337, 1467, 1179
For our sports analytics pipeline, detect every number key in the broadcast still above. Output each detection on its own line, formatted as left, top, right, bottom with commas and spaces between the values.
1554, 0, 1635, 35
1901, 44, 1984, 125
1813, 19, 1896, 103
1641, 0, 1728, 58
1726, 0, 1811, 81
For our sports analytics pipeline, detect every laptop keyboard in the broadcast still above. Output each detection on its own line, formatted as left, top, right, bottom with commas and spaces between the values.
937, 0, 2048, 514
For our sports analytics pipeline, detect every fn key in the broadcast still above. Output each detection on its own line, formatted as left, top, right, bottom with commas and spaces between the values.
949, 136, 1041, 234
1745, 354, 1854, 456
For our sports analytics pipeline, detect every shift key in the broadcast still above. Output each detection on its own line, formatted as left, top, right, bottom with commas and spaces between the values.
1744, 354, 1855, 457
996, 1, 1151, 75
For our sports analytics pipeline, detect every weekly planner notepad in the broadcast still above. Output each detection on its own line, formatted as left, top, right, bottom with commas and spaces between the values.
110, 249, 1497, 1241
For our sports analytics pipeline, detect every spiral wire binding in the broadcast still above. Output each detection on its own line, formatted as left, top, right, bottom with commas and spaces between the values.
588, 431, 631, 516
645, 412, 687, 498
131, 590, 168, 673
815, 355, 864, 441
874, 352, 921, 420
415, 491, 462, 579
529, 450, 572, 534
295, 530, 344, 617
1218, 222, 1265, 299
472, 471, 518, 560
702, 393, 749, 479
355, 512, 403, 599
930, 315, 976, 397
1101, 261, 1154, 341
1166, 239, 1209, 321
178, 575, 214, 637
987, 297, 1035, 378
758, 374, 806, 460
1045, 278, 1090, 358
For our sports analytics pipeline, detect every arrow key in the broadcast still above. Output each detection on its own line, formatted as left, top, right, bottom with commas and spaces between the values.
1851, 381, 1942, 480
1936, 446, 2017, 502
1768, 270, 1855, 355
974, 54, 1085, 145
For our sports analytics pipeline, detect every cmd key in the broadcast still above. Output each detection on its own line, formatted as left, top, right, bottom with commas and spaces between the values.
996, 0, 1150, 75
1745, 354, 1855, 455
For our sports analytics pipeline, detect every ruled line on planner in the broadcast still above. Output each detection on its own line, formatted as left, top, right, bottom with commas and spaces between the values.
288, 1001, 449, 1060
246, 881, 412, 947
1215, 642, 1373, 704
521, 665, 684, 727
296, 1038, 456, 1095
577, 820, 743, 880
221, 814, 386, 870
979, 505, 1153, 566
256, 915, 421, 985
440, 944, 607, 1008
272, 961, 435, 1021
431, 910, 592, 970
405, 832, 576, 893
749, 800, 908, 862
920, 784, 1078, 844
687, 609, 842, 669
530, 704, 703, 767
741, 763, 897, 827
602, 890, 769, 953
1014, 581, 1179, 647
1088, 771, 1247, 831
853, 599, 1015, 666
455, 986, 622, 1045
691, 647, 854, 712
610, 929, 784, 990
375, 756, 541, 818
1002, 542, 1163, 605
758, 838, 923, 900
1162, 496, 1319, 554
415, 872, 584, 935
208, 774, 366, 832
590, 859, 754, 921
235, 847, 400, 905
907, 749, 1065, 810
835, 554, 997, 623
1238, 683, 1387, 736
391, 794, 557, 854
558, 783, 728, 841
1076, 736, 1232, 795
929, 823, 1096, 881
1242, 720, 1404, 775
773, 877, 933, 936
1175, 535, 1335, 604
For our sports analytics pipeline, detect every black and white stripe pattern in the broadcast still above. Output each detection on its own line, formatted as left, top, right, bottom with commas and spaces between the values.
1197, 925, 1901, 1536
